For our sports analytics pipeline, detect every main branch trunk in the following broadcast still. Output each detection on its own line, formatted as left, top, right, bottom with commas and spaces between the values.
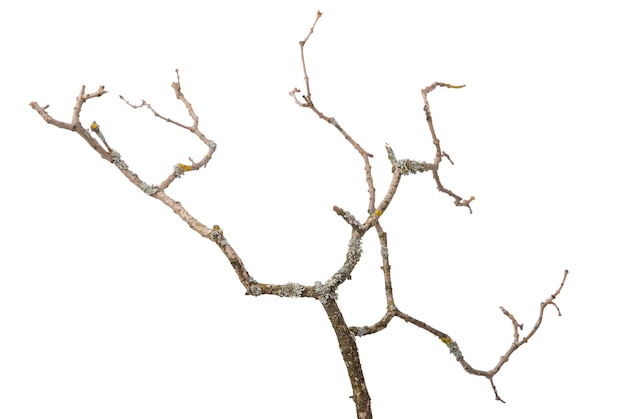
322, 299, 372, 419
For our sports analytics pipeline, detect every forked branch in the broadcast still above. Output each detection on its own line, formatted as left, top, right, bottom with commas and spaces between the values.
29, 73, 321, 302
421, 82, 475, 212
30, 10, 569, 419
291, 11, 568, 411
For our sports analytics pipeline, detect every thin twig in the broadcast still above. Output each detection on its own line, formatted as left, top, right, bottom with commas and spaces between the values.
421, 82, 474, 213
299, 10, 323, 101
120, 70, 217, 190
355, 270, 569, 403
291, 11, 376, 213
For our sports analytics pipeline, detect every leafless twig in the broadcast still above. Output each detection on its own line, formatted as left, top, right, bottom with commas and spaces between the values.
421, 82, 475, 212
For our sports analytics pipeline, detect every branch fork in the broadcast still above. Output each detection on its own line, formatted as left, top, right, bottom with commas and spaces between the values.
30, 11, 569, 419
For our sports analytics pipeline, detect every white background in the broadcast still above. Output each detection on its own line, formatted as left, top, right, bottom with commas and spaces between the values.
1, 1, 624, 418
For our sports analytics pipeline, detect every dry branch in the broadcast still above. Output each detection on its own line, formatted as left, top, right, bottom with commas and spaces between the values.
30, 10, 568, 419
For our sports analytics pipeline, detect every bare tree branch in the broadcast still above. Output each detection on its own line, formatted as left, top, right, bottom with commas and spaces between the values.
119, 69, 216, 190
290, 10, 376, 214
353, 270, 570, 403
288, 12, 567, 411
29, 10, 569, 419
421, 82, 475, 212
30, 85, 111, 161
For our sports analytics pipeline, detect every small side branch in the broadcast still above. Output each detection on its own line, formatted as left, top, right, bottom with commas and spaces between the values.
290, 11, 376, 213
120, 69, 217, 190
498, 269, 569, 350
30, 77, 324, 304
30, 85, 111, 162
299, 10, 323, 102
421, 82, 475, 213
353, 270, 569, 403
